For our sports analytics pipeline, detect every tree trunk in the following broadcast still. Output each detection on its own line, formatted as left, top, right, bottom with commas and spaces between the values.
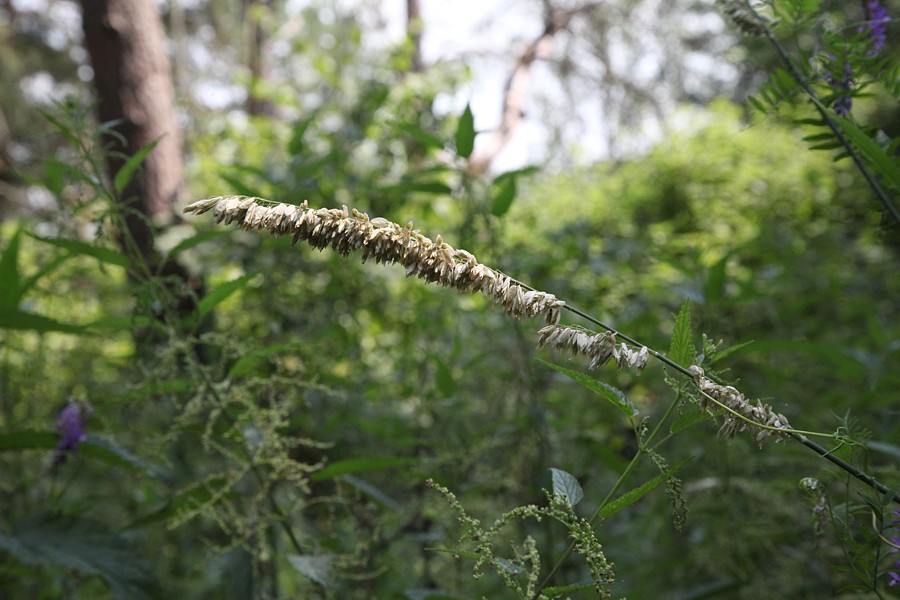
80, 0, 184, 261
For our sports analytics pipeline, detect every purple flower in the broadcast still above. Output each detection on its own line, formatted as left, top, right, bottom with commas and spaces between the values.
823, 56, 855, 116
861, 1, 890, 56
52, 399, 87, 467
887, 510, 900, 587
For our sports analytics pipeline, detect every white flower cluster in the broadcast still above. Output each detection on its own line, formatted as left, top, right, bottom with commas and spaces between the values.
183, 196, 566, 325
537, 325, 650, 372
688, 365, 792, 445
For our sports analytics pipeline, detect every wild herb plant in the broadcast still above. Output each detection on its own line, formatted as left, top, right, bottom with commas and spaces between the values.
1, 1, 898, 598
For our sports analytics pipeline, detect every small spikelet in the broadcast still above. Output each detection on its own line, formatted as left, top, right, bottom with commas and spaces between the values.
689, 365, 791, 446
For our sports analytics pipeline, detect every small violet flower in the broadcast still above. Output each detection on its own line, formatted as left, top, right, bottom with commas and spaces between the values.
862, 1, 890, 56
52, 399, 87, 467
823, 56, 855, 116
887, 509, 900, 587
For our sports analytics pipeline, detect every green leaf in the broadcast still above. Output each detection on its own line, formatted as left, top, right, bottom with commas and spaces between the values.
434, 358, 457, 397
668, 299, 695, 367
833, 114, 900, 191
709, 340, 755, 364
113, 139, 159, 195
29, 234, 130, 269
597, 458, 692, 520
0, 228, 24, 310
228, 341, 305, 379
490, 173, 517, 216
668, 408, 709, 435
311, 457, 416, 481
196, 272, 260, 319
454, 103, 476, 159
392, 121, 446, 150
542, 583, 600, 595
0, 513, 159, 599
703, 254, 728, 302
549, 467, 584, 507
163, 230, 229, 260
287, 554, 332, 587
0, 429, 58, 451
537, 358, 638, 417
0, 309, 86, 334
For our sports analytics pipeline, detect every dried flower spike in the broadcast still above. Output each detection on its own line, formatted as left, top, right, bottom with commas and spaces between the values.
184, 196, 566, 326
689, 365, 791, 446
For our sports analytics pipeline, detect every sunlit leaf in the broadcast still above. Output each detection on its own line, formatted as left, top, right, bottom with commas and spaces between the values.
287, 554, 332, 587
550, 467, 584, 507
668, 300, 695, 367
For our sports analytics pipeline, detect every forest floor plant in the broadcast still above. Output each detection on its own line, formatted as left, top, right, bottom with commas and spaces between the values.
183, 192, 899, 597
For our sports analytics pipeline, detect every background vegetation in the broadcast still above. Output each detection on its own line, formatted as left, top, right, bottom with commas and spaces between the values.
0, 0, 898, 598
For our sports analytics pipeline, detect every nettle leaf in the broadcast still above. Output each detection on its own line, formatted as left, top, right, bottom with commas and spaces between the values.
668, 300, 695, 367
537, 358, 638, 417
550, 467, 584, 507
454, 103, 476, 159
287, 554, 332, 587
0, 513, 159, 599
598, 457, 692, 520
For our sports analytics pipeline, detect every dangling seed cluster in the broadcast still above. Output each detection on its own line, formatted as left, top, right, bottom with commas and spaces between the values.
689, 365, 791, 445
537, 326, 650, 372
184, 196, 567, 326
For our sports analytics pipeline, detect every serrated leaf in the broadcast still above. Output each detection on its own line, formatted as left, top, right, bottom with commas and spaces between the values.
196, 272, 259, 319
287, 554, 332, 587
597, 458, 692, 520
0, 513, 159, 599
668, 300, 695, 367
114, 139, 159, 195
29, 234, 130, 269
550, 467, 584, 507
454, 103, 475, 159
537, 359, 638, 417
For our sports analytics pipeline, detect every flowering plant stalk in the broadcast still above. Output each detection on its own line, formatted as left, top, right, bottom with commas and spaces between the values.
184, 195, 899, 505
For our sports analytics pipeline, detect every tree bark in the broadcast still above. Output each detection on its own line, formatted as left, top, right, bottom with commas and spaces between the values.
467, 10, 571, 175
80, 0, 184, 260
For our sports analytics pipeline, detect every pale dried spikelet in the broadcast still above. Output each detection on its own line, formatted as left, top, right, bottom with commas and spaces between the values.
537, 325, 650, 373
717, 0, 767, 36
688, 365, 791, 446
184, 196, 566, 325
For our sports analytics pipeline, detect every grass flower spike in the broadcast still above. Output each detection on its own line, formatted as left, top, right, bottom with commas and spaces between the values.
184, 196, 566, 326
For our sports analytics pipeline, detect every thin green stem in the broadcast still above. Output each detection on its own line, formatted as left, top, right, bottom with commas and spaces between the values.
532, 390, 686, 597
